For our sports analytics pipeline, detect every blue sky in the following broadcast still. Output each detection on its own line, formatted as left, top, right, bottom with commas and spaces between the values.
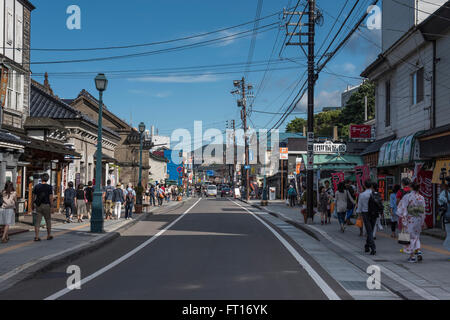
30, 0, 381, 136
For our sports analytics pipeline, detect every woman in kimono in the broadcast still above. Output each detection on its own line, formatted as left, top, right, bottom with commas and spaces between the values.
396, 182, 426, 263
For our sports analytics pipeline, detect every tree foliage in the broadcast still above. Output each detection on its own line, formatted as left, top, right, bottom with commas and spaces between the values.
285, 81, 375, 140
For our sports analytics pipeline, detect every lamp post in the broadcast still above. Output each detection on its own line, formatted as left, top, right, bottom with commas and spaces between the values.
138, 122, 146, 188
91, 73, 108, 233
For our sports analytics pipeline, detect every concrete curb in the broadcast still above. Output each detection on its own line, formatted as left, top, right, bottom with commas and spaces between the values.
0, 211, 148, 294
238, 199, 320, 241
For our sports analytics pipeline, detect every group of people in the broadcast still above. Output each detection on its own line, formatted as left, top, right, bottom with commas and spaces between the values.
144, 184, 179, 207
102, 180, 137, 220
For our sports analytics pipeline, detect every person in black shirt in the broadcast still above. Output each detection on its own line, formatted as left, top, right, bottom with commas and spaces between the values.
75, 184, 87, 223
64, 182, 77, 223
84, 181, 94, 220
32, 173, 54, 241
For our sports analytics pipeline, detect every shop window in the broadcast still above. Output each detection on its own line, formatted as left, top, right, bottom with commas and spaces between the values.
6, 70, 23, 111
411, 67, 424, 105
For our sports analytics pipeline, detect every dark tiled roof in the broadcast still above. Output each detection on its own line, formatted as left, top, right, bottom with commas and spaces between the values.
0, 129, 27, 146
360, 135, 396, 156
417, 123, 450, 139
30, 83, 120, 139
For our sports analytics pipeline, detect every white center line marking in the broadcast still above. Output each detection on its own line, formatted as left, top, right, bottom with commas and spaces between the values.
45, 198, 202, 300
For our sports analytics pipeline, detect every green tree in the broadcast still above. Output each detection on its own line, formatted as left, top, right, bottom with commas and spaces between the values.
339, 81, 375, 126
286, 117, 307, 133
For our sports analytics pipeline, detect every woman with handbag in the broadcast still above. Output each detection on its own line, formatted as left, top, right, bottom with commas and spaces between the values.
335, 182, 354, 232
396, 182, 426, 263
0, 181, 17, 243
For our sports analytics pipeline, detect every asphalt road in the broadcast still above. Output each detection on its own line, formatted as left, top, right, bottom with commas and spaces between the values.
0, 197, 348, 300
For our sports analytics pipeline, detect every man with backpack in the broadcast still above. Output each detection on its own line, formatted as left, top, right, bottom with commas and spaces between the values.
357, 180, 378, 255
32, 173, 54, 241
124, 183, 136, 220
64, 182, 77, 223
103, 180, 115, 220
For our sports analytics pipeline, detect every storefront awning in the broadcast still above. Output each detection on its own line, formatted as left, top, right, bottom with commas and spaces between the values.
301, 154, 364, 171
378, 132, 423, 167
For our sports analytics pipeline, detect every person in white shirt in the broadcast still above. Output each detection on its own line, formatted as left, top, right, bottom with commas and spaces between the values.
357, 180, 376, 255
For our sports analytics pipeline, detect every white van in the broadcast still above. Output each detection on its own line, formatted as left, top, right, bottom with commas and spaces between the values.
206, 185, 217, 197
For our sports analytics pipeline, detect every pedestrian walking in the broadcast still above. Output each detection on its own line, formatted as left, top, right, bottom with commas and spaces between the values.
75, 184, 87, 223
397, 182, 426, 263
32, 173, 54, 241
287, 185, 297, 207
64, 182, 76, 223
112, 183, 124, 219
0, 181, 17, 243
372, 182, 384, 240
84, 181, 94, 220
357, 180, 377, 255
325, 180, 334, 224
396, 178, 412, 231
145, 185, 150, 204
438, 181, 450, 253
149, 184, 156, 206
124, 183, 136, 220
335, 182, 354, 232
389, 184, 401, 238
318, 186, 329, 225
103, 180, 115, 220
166, 186, 172, 203
157, 186, 164, 206
344, 180, 356, 225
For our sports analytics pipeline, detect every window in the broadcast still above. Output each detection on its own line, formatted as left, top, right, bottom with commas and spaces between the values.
385, 80, 391, 127
15, 14, 23, 51
411, 67, 424, 105
5, 71, 23, 111
6, 9, 13, 45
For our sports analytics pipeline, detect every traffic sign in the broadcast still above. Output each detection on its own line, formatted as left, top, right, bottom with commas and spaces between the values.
280, 147, 288, 160
244, 165, 250, 170
177, 166, 183, 174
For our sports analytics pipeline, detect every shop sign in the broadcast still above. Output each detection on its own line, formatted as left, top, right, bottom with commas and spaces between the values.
432, 159, 450, 184
313, 141, 346, 154
331, 172, 345, 192
280, 148, 288, 160
418, 170, 433, 228
355, 165, 370, 193
349, 125, 372, 139
0, 65, 9, 108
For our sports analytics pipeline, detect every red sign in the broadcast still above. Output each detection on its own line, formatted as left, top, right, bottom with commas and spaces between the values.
418, 170, 433, 228
0, 66, 9, 108
177, 166, 183, 174
350, 125, 372, 139
331, 172, 345, 192
355, 165, 370, 193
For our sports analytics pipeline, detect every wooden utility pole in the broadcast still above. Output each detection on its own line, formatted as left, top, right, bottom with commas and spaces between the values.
241, 78, 250, 201
284, 0, 316, 222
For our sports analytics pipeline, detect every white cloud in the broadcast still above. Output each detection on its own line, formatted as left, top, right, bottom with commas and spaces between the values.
343, 63, 356, 74
296, 89, 341, 111
128, 89, 173, 98
129, 74, 220, 83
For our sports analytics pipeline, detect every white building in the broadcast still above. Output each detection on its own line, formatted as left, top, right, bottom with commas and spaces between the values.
361, 0, 450, 227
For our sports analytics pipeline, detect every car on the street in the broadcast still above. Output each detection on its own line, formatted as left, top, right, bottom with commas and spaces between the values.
206, 185, 217, 197
221, 187, 232, 197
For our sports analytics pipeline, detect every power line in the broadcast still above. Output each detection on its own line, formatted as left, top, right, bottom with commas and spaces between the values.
245, 0, 265, 80
30, 22, 279, 65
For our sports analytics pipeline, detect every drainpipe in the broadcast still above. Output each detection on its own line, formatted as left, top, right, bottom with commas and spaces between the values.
431, 40, 437, 129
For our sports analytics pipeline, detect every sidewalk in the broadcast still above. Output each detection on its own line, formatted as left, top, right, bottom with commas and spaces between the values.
0, 199, 186, 293
245, 199, 450, 300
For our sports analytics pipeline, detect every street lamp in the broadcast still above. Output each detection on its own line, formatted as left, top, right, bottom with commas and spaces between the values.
138, 122, 146, 189
91, 73, 108, 233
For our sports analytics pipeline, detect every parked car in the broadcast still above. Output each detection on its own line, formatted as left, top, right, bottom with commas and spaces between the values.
221, 187, 232, 197
206, 185, 218, 197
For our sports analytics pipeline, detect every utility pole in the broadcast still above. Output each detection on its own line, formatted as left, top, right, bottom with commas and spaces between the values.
231, 79, 253, 201
284, 0, 316, 222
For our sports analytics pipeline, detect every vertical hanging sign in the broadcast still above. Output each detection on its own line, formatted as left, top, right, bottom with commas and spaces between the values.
0, 65, 9, 108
